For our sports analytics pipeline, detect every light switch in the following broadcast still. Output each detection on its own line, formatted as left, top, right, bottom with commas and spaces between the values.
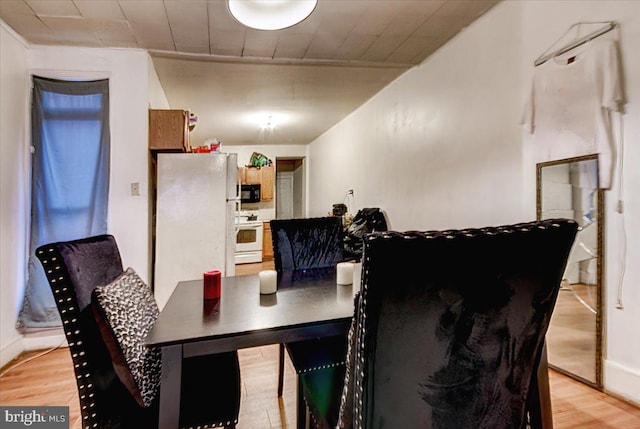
130, 182, 140, 196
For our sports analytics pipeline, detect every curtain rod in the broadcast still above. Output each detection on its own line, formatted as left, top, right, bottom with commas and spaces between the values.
534, 21, 617, 67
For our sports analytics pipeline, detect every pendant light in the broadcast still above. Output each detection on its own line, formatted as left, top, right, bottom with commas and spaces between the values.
228, 0, 318, 31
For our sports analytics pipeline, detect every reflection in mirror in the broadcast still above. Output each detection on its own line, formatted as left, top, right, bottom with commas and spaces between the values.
537, 155, 602, 388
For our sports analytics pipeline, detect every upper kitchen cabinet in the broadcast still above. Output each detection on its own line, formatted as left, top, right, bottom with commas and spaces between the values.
242, 166, 262, 185
149, 109, 191, 152
241, 165, 275, 201
260, 166, 274, 201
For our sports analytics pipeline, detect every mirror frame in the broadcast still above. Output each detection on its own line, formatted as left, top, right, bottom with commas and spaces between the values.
536, 154, 604, 389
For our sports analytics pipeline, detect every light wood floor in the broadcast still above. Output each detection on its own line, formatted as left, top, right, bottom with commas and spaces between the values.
2, 262, 639, 428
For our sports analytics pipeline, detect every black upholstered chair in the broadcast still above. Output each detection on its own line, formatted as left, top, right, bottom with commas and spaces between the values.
270, 217, 349, 427
36, 234, 241, 429
300, 219, 578, 429
271, 217, 345, 273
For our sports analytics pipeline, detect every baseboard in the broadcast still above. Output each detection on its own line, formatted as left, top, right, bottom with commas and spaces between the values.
1, 330, 68, 374
604, 359, 640, 406
0, 336, 24, 369
22, 328, 67, 351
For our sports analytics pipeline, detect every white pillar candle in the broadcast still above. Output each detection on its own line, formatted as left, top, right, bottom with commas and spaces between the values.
336, 262, 354, 285
259, 270, 277, 294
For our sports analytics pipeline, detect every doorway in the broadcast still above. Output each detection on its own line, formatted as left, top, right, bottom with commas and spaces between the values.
276, 158, 305, 219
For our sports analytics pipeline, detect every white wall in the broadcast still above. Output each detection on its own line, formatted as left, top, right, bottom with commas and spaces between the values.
308, 0, 640, 404
308, 3, 524, 231
0, 45, 154, 359
148, 55, 170, 109
0, 22, 30, 368
27, 46, 152, 286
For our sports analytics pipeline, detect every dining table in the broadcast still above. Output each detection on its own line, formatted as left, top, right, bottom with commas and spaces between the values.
145, 268, 358, 429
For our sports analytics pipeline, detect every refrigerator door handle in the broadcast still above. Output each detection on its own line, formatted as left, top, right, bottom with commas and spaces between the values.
234, 199, 240, 234
226, 197, 241, 233
224, 152, 241, 234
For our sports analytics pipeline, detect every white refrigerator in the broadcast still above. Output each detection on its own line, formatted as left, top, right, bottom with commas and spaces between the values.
154, 153, 238, 309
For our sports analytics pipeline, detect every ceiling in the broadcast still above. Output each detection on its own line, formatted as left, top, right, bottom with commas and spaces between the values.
0, 0, 498, 146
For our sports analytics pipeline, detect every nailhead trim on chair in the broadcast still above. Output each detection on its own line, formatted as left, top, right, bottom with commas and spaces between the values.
350, 219, 576, 429
181, 419, 238, 429
37, 245, 103, 429
297, 362, 344, 374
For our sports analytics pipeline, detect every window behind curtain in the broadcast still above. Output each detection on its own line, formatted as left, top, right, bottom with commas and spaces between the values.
18, 76, 110, 329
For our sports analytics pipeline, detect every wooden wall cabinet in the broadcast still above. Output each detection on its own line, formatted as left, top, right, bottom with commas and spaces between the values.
242, 167, 262, 185
260, 166, 274, 201
149, 109, 190, 152
241, 165, 275, 201
262, 221, 273, 261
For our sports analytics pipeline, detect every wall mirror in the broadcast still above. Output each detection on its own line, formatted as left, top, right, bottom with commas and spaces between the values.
537, 155, 603, 388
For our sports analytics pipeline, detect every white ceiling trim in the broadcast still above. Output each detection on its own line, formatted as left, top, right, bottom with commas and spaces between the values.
149, 49, 415, 69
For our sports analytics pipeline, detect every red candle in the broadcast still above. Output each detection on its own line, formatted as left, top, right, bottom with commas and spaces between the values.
203, 270, 221, 300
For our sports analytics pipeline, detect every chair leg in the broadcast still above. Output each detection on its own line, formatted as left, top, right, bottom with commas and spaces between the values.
278, 343, 285, 397
536, 343, 554, 429
528, 342, 553, 429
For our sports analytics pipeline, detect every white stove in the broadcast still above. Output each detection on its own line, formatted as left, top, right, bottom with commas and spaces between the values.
235, 212, 263, 264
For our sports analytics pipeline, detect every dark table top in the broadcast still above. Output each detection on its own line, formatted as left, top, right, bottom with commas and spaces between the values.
146, 269, 358, 350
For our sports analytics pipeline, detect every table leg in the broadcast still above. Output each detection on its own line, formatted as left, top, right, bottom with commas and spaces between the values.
159, 344, 182, 429
278, 343, 285, 397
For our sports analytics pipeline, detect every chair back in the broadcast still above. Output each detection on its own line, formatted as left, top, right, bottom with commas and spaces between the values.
270, 217, 344, 272
36, 235, 149, 429
347, 220, 578, 429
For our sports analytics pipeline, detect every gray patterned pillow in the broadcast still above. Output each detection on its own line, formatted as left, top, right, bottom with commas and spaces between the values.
92, 267, 161, 407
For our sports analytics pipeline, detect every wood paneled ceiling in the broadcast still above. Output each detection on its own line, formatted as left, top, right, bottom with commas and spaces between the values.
1, 0, 498, 145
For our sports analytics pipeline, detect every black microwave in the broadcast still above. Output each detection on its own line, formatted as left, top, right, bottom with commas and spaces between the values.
239, 184, 261, 203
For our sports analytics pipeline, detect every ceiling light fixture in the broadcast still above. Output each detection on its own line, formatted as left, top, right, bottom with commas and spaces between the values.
228, 0, 318, 31
264, 115, 275, 130
244, 111, 292, 129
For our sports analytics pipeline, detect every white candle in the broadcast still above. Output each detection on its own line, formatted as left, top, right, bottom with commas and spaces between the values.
336, 262, 354, 285
259, 270, 277, 294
